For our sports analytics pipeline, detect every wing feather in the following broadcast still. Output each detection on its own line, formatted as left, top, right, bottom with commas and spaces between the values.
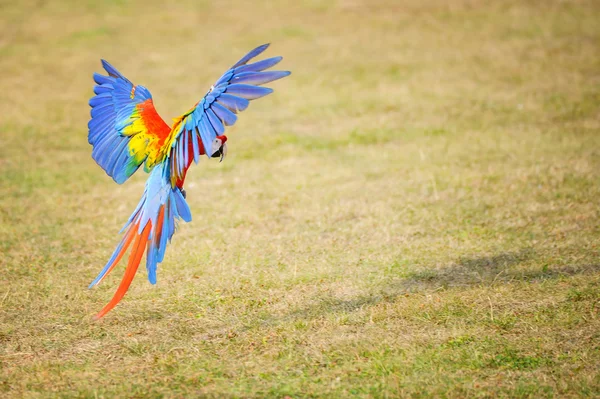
165, 44, 290, 186
88, 60, 171, 184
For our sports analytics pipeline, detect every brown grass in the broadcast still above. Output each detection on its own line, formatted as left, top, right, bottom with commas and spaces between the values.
1, 0, 599, 397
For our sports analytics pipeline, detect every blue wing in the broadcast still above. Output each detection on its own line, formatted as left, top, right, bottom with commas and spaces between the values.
88, 60, 171, 184
168, 43, 291, 184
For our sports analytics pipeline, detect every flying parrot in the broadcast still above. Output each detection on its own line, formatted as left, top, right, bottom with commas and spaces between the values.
87, 44, 290, 319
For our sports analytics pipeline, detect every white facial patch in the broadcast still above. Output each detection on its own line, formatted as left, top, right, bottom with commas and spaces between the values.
210, 138, 222, 156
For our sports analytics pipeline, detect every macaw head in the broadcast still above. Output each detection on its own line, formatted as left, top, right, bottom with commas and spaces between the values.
210, 135, 228, 162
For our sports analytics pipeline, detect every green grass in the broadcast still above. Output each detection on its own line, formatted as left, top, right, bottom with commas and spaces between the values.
1, 0, 599, 397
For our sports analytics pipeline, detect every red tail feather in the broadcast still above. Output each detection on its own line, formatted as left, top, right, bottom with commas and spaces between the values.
94, 222, 152, 320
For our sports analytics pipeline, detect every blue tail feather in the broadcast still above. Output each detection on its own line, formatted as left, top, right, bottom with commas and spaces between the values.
90, 164, 192, 289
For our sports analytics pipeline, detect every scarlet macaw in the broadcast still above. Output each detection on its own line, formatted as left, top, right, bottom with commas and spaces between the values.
88, 44, 290, 319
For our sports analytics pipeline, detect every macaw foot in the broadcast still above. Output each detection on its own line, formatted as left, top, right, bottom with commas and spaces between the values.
181, 188, 186, 199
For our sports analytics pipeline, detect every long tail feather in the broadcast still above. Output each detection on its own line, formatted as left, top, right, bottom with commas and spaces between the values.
90, 163, 191, 319
93, 222, 151, 320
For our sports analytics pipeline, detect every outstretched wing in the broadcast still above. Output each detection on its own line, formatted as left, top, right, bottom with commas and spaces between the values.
166, 43, 290, 185
88, 61, 171, 184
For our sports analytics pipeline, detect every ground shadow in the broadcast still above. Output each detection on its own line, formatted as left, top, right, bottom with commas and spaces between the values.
188, 250, 600, 337
274, 249, 600, 325
391, 249, 599, 292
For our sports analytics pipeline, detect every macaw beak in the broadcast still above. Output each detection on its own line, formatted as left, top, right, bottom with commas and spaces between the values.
211, 147, 226, 162
220, 143, 227, 162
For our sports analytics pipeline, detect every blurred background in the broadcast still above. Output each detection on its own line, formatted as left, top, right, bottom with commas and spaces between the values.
1, 0, 599, 397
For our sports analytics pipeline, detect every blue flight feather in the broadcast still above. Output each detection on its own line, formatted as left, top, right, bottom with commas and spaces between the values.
231, 43, 270, 68
197, 117, 216, 157
216, 93, 249, 112
206, 108, 225, 135
235, 56, 282, 74
211, 102, 237, 126
231, 70, 290, 86
226, 84, 273, 100
191, 129, 200, 163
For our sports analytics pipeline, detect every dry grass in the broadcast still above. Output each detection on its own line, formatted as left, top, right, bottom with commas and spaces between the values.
1, 0, 599, 397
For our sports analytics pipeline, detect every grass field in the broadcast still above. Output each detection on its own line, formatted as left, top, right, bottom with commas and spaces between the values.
1, 0, 599, 397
